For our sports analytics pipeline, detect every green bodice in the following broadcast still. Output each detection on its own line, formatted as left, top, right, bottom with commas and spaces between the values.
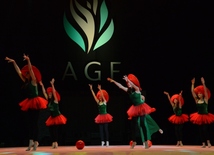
26, 82, 38, 98
129, 92, 144, 106
173, 107, 182, 116
48, 101, 61, 117
98, 103, 107, 114
196, 102, 208, 114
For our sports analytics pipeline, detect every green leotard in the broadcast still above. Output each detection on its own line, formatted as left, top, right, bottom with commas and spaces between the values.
98, 102, 107, 114
26, 82, 38, 98
173, 106, 182, 116
48, 101, 61, 117
129, 92, 144, 106
196, 102, 208, 114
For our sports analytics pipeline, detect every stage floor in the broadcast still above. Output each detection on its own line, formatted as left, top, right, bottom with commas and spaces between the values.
0, 145, 214, 155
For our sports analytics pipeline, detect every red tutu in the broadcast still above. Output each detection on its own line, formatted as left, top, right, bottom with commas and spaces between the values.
168, 114, 189, 124
190, 112, 214, 125
95, 113, 113, 123
46, 114, 67, 126
19, 97, 48, 111
127, 103, 154, 117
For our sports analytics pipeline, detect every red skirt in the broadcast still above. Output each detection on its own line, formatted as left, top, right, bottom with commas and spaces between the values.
95, 113, 113, 124
190, 112, 214, 125
19, 97, 48, 111
168, 114, 189, 124
127, 103, 155, 117
46, 114, 67, 126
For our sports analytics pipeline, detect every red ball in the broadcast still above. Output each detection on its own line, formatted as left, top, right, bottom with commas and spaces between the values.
76, 140, 85, 150
148, 140, 152, 147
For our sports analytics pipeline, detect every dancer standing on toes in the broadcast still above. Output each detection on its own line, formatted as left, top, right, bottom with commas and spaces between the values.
190, 77, 214, 148
89, 84, 113, 147
163, 90, 188, 146
5, 55, 48, 151
39, 78, 67, 149
107, 74, 155, 149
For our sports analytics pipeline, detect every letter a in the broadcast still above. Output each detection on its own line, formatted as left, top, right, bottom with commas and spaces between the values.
62, 62, 77, 80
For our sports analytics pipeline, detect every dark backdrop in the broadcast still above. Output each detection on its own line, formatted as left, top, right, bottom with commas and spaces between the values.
0, 0, 214, 147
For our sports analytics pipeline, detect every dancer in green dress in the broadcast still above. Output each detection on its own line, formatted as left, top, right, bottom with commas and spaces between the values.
108, 74, 161, 149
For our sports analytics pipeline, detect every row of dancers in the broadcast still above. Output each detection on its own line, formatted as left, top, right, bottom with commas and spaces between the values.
163, 77, 214, 148
107, 76, 214, 148
5, 54, 214, 151
5, 55, 67, 151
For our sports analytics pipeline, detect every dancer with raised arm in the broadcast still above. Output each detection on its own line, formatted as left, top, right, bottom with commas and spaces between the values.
163, 90, 188, 146
89, 84, 113, 147
107, 74, 157, 149
190, 77, 214, 148
39, 79, 67, 149
5, 55, 48, 151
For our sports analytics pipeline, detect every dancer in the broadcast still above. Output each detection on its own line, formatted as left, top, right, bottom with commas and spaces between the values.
190, 77, 214, 148
107, 74, 155, 149
5, 55, 48, 151
89, 84, 113, 147
129, 94, 163, 144
39, 78, 67, 149
163, 90, 188, 146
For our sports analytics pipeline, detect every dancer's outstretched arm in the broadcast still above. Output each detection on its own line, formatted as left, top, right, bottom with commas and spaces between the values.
107, 77, 128, 92
39, 81, 48, 100
163, 91, 174, 107
98, 84, 106, 103
23, 54, 37, 86
178, 90, 183, 108
89, 84, 99, 104
50, 78, 58, 103
191, 78, 198, 103
5, 56, 25, 82
201, 77, 208, 104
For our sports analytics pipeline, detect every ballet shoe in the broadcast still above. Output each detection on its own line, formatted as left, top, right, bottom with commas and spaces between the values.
106, 141, 109, 147
159, 129, 163, 134
144, 141, 149, 149
208, 143, 211, 148
101, 141, 105, 147
54, 142, 58, 148
26, 140, 34, 151
201, 145, 206, 148
32, 141, 39, 151
130, 141, 137, 149
52, 142, 55, 149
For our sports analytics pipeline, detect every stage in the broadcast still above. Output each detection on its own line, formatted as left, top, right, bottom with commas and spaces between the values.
0, 145, 214, 155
